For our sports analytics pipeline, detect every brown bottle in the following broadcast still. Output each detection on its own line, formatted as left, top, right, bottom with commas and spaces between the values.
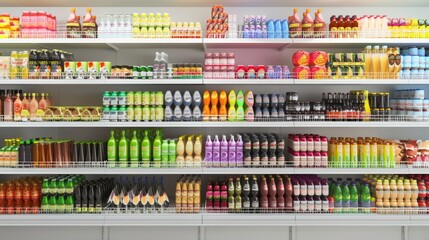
351, 15, 359, 38
268, 176, 277, 208
337, 15, 345, 38
329, 15, 338, 38
260, 176, 269, 209
276, 176, 285, 209
344, 15, 352, 38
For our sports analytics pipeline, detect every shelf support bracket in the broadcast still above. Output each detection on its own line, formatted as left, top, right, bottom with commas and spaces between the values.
198, 226, 205, 240
289, 226, 296, 240
280, 42, 293, 52
105, 43, 119, 52
401, 226, 409, 240
102, 226, 110, 240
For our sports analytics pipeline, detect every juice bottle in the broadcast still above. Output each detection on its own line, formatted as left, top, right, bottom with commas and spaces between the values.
337, 15, 345, 38
66, 8, 81, 38
351, 15, 359, 38
141, 130, 151, 167
329, 15, 338, 38
218, 90, 227, 121
344, 15, 352, 38
364, 46, 373, 79
301, 9, 314, 38
404, 179, 411, 203
313, 9, 326, 38
38, 93, 47, 111
118, 130, 129, 168
342, 140, 350, 168
13, 92, 22, 121
168, 139, 176, 163
390, 179, 398, 203
411, 179, 419, 202
210, 91, 218, 121
185, 135, 194, 166
288, 8, 302, 38
176, 136, 185, 167
194, 135, 202, 166
153, 130, 162, 167
236, 90, 245, 121
350, 140, 358, 168
107, 130, 117, 166
82, 8, 97, 38
228, 90, 237, 121
212, 135, 220, 167
383, 179, 390, 201
203, 90, 211, 121
130, 130, 141, 167
393, 47, 401, 78
380, 46, 389, 79
4, 90, 13, 121
375, 179, 383, 201
372, 46, 381, 79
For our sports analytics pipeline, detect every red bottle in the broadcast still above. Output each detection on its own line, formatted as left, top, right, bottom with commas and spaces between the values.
0, 183, 5, 214
260, 176, 269, 209
285, 177, 293, 197
213, 181, 221, 211
220, 181, 228, 212
206, 182, 214, 210
268, 176, 277, 208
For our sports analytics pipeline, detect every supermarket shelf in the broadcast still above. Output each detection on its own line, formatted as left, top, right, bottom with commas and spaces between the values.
202, 213, 295, 226
293, 167, 411, 174
0, 79, 204, 85
0, 38, 204, 50
293, 121, 427, 128
410, 215, 429, 226
0, 121, 295, 128
0, 167, 203, 175
203, 38, 292, 49
202, 167, 294, 174
290, 38, 429, 48
293, 79, 413, 85
0, 214, 105, 226
294, 214, 411, 226
203, 79, 295, 85
104, 214, 202, 226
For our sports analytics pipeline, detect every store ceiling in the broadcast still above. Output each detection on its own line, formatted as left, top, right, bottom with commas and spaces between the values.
1, 0, 428, 7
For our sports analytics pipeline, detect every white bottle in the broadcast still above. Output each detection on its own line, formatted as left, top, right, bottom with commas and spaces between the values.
111, 14, 118, 38
118, 14, 125, 37
159, 52, 168, 79
361, 15, 368, 38
153, 52, 161, 79
375, 15, 382, 38
368, 15, 375, 38
125, 14, 132, 38
98, 15, 105, 38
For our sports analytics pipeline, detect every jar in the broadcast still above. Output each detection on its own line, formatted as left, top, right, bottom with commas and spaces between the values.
205, 53, 213, 65
227, 53, 235, 66
246, 65, 256, 79
219, 52, 228, 65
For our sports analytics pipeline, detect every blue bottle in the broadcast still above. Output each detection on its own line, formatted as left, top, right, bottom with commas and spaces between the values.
243, 25, 250, 38
281, 19, 289, 38
267, 20, 275, 38
274, 20, 282, 38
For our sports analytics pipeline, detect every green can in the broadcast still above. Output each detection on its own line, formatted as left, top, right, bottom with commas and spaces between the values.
134, 106, 142, 121
134, 91, 142, 105
140, 66, 147, 79
142, 91, 150, 106
127, 106, 134, 121
127, 91, 134, 106
146, 65, 153, 79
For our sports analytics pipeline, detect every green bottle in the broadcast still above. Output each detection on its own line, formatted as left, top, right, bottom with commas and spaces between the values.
107, 130, 117, 167
142, 130, 151, 167
341, 183, 350, 213
65, 195, 74, 213
57, 195, 65, 213
350, 182, 359, 213
168, 139, 176, 163
236, 90, 245, 121
130, 130, 140, 168
41, 196, 49, 213
57, 179, 65, 196
361, 183, 371, 213
161, 139, 169, 166
49, 178, 57, 196
333, 183, 342, 213
41, 178, 49, 196
228, 90, 237, 121
118, 130, 129, 168
65, 178, 74, 196
48, 195, 57, 213
153, 130, 162, 167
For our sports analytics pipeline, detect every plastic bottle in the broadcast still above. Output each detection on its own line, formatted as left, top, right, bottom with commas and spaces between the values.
228, 135, 236, 167
267, 20, 275, 38
205, 135, 213, 167
210, 91, 219, 121
153, 52, 161, 79
203, 90, 211, 121
313, 9, 326, 38
228, 90, 237, 121
130, 130, 141, 167
141, 130, 151, 167
161, 139, 169, 165
333, 183, 342, 213
107, 130, 117, 166
281, 19, 289, 38
302, 9, 314, 38
274, 20, 282, 38
236, 135, 243, 167
184, 135, 194, 166
212, 135, 221, 167
168, 139, 176, 163
288, 8, 302, 38
118, 130, 129, 168
218, 90, 227, 121
153, 130, 162, 167
220, 135, 228, 167
194, 135, 202, 166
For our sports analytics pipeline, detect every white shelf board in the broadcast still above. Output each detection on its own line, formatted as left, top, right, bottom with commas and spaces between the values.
0, 121, 295, 128
202, 213, 295, 226
0, 214, 105, 226
293, 121, 427, 128
294, 167, 411, 174
203, 38, 292, 49
203, 79, 295, 85
294, 214, 411, 226
0, 167, 203, 175
104, 214, 202, 226
290, 38, 429, 48
203, 167, 295, 174
293, 79, 413, 85
0, 79, 203, 85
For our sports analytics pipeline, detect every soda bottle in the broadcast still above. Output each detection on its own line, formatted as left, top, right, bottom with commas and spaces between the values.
227, 178, 235, 212
333, 183, 342, 213
350, 182, 359, 213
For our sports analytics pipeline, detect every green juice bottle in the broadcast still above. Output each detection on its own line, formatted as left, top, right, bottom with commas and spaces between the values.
107, 130, 117, 167
161, 139, 169, 166
130, 130, 140, 168
236, 90, 245, 121
142, 130, 151, 168
228, 90, 237, 121
153, 129, 162, 168
168, 139, 176, 163
118, 130, 129, 168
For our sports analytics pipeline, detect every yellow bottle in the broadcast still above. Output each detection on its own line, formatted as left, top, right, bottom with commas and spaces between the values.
364, 46, 373, 79
390, 179, 398, 202
404, 179, 411, 202
376, 179, 384, 200
193, 135, 203, 166
176, 135, 186, 167
411, 179, 418, 202
184, 135, 195, 167
350, 140, 358, 168
193, 179, 201, 213
181, 179, 188, 213
397, 179, 405, 201
380, 46, 389, 79
228, 90, 237, 121
187, 180, 194, 213
175, 179, 182, 213
370, 141, 378, 168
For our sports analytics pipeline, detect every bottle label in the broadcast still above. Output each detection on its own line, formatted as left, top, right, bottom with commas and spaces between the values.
293, 185, 300, 196
293, 199, 300, 211
251, 200, 259, 208
243, 201, 250, 208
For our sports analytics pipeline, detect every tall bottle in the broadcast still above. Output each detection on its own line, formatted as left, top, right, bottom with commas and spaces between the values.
118, 130, 129, 168
141, 130, 151, 167
313, 9, 326, 38
228, 135, 236, 167
301, 9, 314, 38
260, 176, 269, 209
203, 90, 211, 121
130, 130, 140, 167
159, 52, 168, 79
210, 91, 219, 121
251, 176, 259, 211
227, 178, 235, 212
39, 93, 47, 111
372, 46, 381, 79
153, 52, 161, 79
13, 92, 22, 121
194, 135, 203, 166
176, 136, 185, 166
153, 130, 162, 167
184, 135, 194, 166
4, 90, 13, 121
277, 176, 285, 209
205, 135, 213, 167
220, 135, 228, 167
218, 90, 227, 121
380, 46, 389, 79
29, 93, 38, 119
107, 130, 117, 166
212, 135, 221, 167
288, 8, 302, 38
228, 90, 237, 121
236, 135, 244, 167
236, 90, 245, 121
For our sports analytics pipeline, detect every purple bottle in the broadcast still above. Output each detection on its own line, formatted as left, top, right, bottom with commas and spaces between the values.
228, 135, 236, 167
212, 135, 221, 167
236, 134, 244, 167
220, 135, 228, 167
205, 135, 213, 167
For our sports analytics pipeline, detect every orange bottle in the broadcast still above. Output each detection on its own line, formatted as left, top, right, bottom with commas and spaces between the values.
329, 15, 338, 38
219, 90, 227, 121
344, 15, 352, 38
301, 9, 314, 38
21, 93, 29, 111
313, 9, 326, 38
203, 90, 211, 121
288, 8, 302, 38
210, 91, 219, 121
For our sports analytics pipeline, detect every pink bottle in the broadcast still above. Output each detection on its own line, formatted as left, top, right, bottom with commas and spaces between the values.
293, 178, 300, 196
3, 90, 13, 121
314, 135, 321, 151
260, 177, 269, 209
236, 135, 244, 167
212, 135, 220, 167
205, 135, 213, 167
321, 136, 328, 152
268, 177, 277, 208
206, 182, 214, 210
277, 176, 285, 209
220, 135, 228, 167
321, 151, 328, 168
293, 151, 300, 167
220, 181, 227, 212
228, 135, 236, 167
307, 179, 314, 196
314, 152, 322, 167
300, 136, 307, 151
307, 135, 314, 151
214, 181, 221, 211
307, 152, 314, 168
